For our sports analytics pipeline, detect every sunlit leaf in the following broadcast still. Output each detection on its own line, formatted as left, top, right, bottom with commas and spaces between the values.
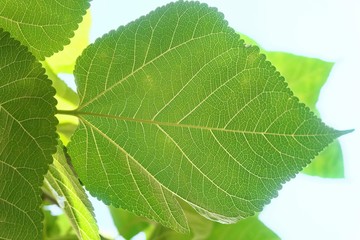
207, 216, 279, 240
146, 199, 279, 240
109, 206, 151, 240
67, 2, 348, 232
149, 216, 278, 240
111, 200, 279, 240
44, 142, 100, 240
0, 28, 57, 239
0, 0, 90, 59
42, 209, 78, 240
146, 201, 218, 240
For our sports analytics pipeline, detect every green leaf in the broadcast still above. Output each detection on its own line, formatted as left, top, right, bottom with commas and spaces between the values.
0, 0, 90, 60
67, 2, 348, 232
44, 142, 100, 240
207, 216, 279, 240
0, 28, 57, 239
149, 217, 278, 240
144, 200, 212, 240
43, 209, 78, 240
147, 201, 278, 240
109, 206, 151, 240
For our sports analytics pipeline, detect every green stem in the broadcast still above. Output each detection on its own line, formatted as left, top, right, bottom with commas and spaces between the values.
56, 109, 78, 116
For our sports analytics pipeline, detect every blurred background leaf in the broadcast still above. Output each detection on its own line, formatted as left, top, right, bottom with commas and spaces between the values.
43, 209, 78, 240
109, 206, 151, 240
110, 201, 279, 240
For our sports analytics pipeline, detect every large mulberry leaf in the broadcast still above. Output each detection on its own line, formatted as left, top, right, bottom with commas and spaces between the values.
67, 1, 349, 232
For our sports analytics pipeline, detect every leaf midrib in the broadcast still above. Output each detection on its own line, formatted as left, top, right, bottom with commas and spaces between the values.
60, 109, 333, 138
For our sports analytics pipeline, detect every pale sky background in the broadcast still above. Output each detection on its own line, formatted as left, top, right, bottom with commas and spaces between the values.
80, 1, 360, 239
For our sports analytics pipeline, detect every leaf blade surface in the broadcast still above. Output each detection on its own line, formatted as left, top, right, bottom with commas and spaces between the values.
0, 28, 57, 239
69, 1, 347, 231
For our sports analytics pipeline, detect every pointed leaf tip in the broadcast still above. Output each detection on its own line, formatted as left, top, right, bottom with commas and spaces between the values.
340, 128, 354, 135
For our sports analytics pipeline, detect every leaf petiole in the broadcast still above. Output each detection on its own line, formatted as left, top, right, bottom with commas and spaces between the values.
56, 109, 79, 116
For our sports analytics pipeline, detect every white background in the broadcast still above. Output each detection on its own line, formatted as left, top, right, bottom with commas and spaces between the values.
86, 1, 360, 239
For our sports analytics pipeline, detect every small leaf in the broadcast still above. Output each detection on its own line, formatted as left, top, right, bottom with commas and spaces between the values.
207, 216, 279, 240
148, 202, 213, 240
45, 141, 100, 240
149, 217, 279, 240
0, 28, 57, 239
68, 1, 349, 232
109, 206, 151, 240
0, 0, 90, 59
148, 202, 279, 240
42, 209, 78, 240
